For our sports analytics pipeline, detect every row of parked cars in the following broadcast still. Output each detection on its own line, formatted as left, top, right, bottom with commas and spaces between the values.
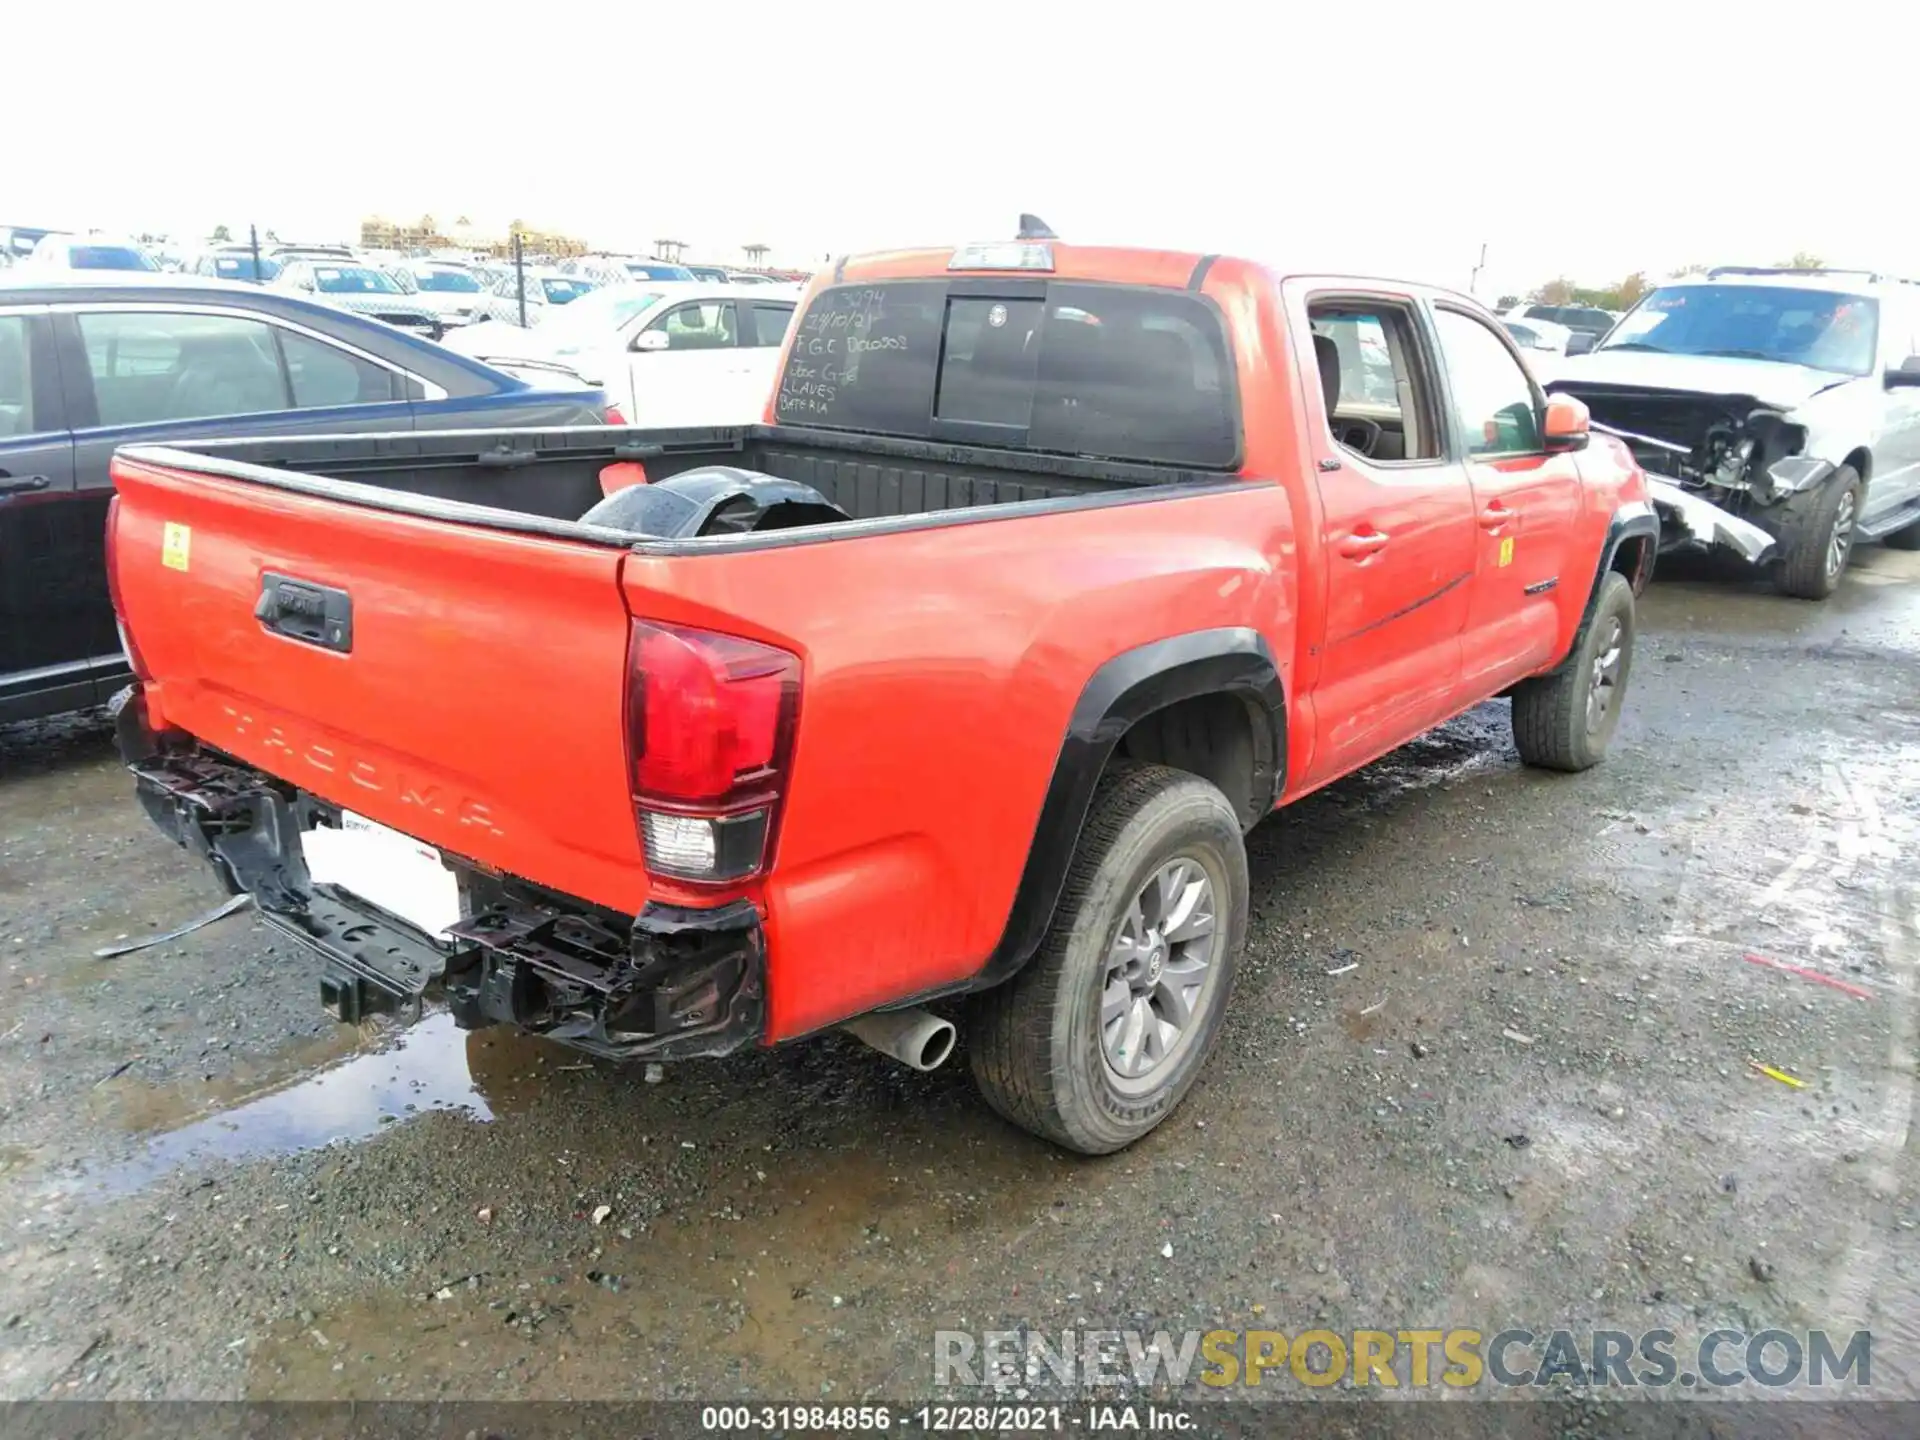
7, 232, 807, 339
1499, 301, 1622, 370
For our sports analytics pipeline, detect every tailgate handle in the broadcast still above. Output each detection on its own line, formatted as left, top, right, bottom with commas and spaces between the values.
255, 572, 353, 653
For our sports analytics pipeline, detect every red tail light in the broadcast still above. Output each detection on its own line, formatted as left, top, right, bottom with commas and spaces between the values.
103, 495, 153, 683
624, 620, 800, 883
604, 401, 627, 424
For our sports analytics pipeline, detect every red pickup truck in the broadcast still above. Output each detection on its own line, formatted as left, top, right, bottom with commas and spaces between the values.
108, 234, 1656, 1154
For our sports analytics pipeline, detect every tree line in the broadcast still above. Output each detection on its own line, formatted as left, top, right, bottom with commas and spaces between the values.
1496, 253, 1825, 313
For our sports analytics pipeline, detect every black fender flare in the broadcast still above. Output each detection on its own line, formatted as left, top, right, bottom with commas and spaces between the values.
1540, 499, 1658, 677
918, 627, 1286, 1003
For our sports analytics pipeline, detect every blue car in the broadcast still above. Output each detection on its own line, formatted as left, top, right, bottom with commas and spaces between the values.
0, 273, 608, 722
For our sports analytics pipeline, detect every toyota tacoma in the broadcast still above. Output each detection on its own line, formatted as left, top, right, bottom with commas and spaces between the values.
107, 229, 1656, 1153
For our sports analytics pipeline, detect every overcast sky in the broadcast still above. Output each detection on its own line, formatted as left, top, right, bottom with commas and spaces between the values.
13, 1, 1908, 297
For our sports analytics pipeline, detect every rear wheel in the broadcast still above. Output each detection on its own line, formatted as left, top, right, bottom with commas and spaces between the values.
1776, 465, 1862, 599
969, 762, 1248, 1155
1511, 570, 1635, 773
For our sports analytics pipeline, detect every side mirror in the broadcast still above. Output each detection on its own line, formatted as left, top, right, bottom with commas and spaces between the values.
1542, 393, 1591, 453
633, 330, 670, 353
1565, 332, 1597, 356
1885, 355, 1920, 388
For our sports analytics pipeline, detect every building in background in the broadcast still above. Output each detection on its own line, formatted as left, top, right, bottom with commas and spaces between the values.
494, 222, 589, 260
359, 215, 590, 259
361, 215, 452, 250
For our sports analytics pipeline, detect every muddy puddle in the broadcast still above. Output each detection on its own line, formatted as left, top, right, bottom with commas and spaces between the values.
87, 1022, 377, 1133
70, 1013, 497, 1197
1291, 703, 1514, 823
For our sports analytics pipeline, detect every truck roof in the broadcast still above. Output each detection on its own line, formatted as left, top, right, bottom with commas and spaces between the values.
1690, 267, 1906, 293
831, 241, 1484, 313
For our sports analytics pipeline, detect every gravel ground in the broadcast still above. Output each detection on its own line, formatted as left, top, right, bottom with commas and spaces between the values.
1, 550, 1917, 1410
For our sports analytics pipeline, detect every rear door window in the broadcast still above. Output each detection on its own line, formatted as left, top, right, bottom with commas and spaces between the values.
78, 312, 292, 426
775, 280, 1237, 467
746, 302, 795, 347
0, 316, 36, 437
279, 329, 398, 407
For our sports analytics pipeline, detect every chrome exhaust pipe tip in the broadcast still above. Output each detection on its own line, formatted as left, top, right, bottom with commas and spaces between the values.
840, 1008, 957, 1072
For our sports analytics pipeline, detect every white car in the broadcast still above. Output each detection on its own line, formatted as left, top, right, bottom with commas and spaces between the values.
1550, 266, 1920, 597
1501, 316, 1574, 381
270, 244, 358, 263
191, 246, 283, 284
271, 259, 443, 339
1503, 301, 1617, 348
478, 268, 599, 326
564, 254, 699, 288
388, 260, 494, 330
441, 281, 801, 427
22, 234, 159, 273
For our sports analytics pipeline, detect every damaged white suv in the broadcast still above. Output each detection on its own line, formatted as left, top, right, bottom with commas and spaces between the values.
1548, 267, 1920, 598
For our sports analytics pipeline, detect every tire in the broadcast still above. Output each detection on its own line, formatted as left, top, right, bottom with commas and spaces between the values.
1883, 515, 1920, 551
968, 762, 1249, 1155
1511, 570, 1635, 773
1776, 465, 1862, 599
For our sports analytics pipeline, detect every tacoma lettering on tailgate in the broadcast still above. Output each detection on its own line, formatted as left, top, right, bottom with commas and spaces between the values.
219, 703, 505, 837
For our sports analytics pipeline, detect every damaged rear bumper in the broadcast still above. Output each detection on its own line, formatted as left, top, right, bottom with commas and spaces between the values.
1645, 477, 1779, 566
124, 730, 765, 1062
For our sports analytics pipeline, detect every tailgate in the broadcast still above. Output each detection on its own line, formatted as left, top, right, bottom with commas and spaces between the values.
110, 450, 648, 913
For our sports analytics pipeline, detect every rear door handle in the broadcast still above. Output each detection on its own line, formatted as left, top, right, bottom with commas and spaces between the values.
1478, 502, 1513, 530
0, 474, 52, 496
1337, 529, 1391, 559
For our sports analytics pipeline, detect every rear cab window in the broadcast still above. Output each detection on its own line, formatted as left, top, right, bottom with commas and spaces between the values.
775, 280, 1239, 468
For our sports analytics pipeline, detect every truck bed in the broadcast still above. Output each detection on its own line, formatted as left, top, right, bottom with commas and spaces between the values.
151, 422, 1231, 543
108, 413, 1285, 1043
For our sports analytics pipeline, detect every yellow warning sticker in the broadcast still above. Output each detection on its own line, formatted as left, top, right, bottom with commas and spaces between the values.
162, 522, 191, 572
1497, 536, 1515, 568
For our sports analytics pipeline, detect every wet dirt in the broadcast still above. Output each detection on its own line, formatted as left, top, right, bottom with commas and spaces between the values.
77, 1014, 492, 1197
2, 552, 1919, 1402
